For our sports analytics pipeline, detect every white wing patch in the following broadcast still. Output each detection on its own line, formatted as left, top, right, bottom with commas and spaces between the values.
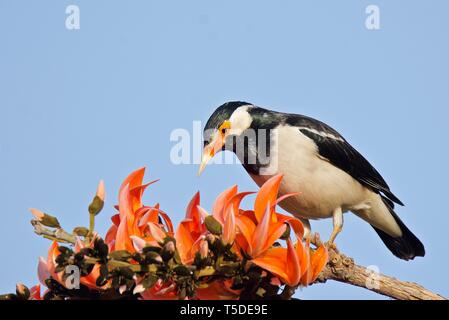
298, 126, 345, 142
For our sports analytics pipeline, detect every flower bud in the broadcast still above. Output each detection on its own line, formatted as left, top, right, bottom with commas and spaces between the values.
30, 208, 44, 220
88, 180, 106, 216
16, 283, 30, 299
96, 180, 105, 202
29, 208, 61, 228
161, 240, 176, 261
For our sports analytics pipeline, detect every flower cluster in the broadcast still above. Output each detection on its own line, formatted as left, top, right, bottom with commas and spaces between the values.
2, 167, 328, 300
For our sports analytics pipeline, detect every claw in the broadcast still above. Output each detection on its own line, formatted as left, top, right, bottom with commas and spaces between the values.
325, 240, 339, 253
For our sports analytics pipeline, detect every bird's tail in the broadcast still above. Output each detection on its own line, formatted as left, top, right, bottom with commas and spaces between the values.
372, 198, 425, 260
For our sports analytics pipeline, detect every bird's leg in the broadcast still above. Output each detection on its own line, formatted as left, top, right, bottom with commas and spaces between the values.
299, 218, 324, 247
328, 207, 343, 249
299, 218, 312, 241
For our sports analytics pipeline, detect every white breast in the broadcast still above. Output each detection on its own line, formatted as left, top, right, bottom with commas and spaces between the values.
249, 125, 372, 220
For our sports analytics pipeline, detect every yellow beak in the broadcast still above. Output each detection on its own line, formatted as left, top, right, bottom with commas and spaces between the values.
198, 130, 226, 176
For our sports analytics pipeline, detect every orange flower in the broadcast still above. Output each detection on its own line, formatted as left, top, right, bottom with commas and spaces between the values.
32, 167, 328, 300
252, 239, 303, 286
73, 236, 109, 290
175, 186, 254, 264
236, 204, 287, 258
175, 192, 206, 264
211, 185, 238, 225
39, 238, 110, 292
234, 174, 327, 287
222, 191, 254, 245
45, 241, 65, 286
300, 242, 329, 286
106, 168, 173, 253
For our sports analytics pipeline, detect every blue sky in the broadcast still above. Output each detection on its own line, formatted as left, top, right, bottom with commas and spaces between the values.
1, 1, 448, 299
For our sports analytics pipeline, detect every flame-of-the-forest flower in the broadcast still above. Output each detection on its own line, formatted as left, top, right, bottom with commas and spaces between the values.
175, 192, 207, 264
235, 174, 328, 286
37, 237, 109, 291
104, 167, 173, 253
73, 236, 109, 290
23, 167, 328, 300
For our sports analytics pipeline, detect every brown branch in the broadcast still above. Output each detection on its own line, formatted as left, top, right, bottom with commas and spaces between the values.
31, 220, 76, 244
314, 247, 446, 300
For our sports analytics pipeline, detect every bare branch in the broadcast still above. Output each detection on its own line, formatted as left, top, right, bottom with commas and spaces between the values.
31, 220, 76, 244
315, 247, 446, 300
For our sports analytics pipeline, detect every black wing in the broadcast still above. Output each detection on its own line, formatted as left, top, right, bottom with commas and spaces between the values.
292, 116, 403, 207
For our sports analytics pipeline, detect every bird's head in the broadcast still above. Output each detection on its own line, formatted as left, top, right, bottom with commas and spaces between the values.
199, 101, 253, 175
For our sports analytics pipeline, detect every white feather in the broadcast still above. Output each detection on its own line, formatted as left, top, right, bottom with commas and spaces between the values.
249, 125, 402, 237
229, 106, 253, 136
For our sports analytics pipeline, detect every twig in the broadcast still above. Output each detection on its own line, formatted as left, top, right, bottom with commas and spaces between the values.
31, 220, 76, 244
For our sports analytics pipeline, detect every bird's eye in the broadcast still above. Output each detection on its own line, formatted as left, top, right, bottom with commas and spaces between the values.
218, 120, 231, 135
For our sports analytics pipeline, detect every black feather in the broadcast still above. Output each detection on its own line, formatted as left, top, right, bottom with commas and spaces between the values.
372, 197, 425, 260
297, 126, 404, 207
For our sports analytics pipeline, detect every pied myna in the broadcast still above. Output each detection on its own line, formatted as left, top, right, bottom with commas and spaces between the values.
199, 101, 425, 260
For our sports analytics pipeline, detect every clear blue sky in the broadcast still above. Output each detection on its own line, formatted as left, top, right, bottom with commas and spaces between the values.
1, 1, 448, 299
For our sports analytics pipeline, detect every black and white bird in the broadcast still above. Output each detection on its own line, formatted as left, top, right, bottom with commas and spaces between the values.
199, 101, 425, 260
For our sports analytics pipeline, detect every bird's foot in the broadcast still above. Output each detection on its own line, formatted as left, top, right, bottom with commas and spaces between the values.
307, 232, 322, 246
324, 240, 339, 253
304, 231, 324, 248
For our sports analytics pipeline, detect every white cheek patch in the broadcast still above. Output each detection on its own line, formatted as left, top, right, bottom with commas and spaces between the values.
229, 106, 252, 135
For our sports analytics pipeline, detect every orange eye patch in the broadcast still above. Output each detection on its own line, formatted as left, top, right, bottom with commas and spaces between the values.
218, 120, 231, 133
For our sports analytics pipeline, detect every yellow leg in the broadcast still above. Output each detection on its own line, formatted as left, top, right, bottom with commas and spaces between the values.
328, 207, 343, 246
299, 218, 312, 240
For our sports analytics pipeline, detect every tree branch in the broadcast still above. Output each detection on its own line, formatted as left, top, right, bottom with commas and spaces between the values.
31, 220, 76, 244
315, 247, 446, 300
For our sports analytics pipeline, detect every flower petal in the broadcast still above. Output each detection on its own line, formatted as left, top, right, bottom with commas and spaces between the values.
251, 204, 271, 257
96, 180, 106, 202
115, 215, 134, 252
119, 167, 146, 196
29, 208, 44, 220
37, 257, 50, 286
254, 174, 283, 223
252, 247, 289, 282
46, 241, 64, 286
212, 185, 238, 225
285, 238, 301, 286
147, 222, 166, 243
133, 283, 146, 295
29, 284, 42, 300
175, 221, 196, 264
130, 235, 147, 252
235, 215, 256, 254
309, 244, 328, 283
222, 204, 236, 245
